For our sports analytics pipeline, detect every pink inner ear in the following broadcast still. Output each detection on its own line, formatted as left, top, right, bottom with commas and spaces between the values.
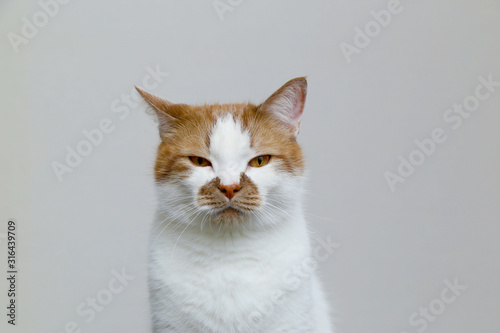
289, 86, 306, 122
262, 77, 307, 136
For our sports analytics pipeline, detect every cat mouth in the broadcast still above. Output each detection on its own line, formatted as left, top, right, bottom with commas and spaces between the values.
216, 205, 246, 214
209, 206, 247, 223
197, 175, 262, 216
224, 201, 259, 213
204, 199, 258, 214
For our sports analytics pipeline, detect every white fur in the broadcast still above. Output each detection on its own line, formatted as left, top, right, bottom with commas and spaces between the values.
209, 114, 253, 186
149, 115, 333, 332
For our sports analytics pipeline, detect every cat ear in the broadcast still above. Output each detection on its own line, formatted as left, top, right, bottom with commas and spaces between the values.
135, 87, 175, 135
259, 77, 307, 137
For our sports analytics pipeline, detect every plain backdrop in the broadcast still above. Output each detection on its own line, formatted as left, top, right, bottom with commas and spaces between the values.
1, 1, 500, 332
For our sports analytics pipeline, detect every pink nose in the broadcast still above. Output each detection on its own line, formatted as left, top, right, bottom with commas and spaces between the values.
219, 183, 241, 200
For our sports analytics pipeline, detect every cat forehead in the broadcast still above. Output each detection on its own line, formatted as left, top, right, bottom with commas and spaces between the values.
164, 103, 289, 158
153, 104, 304, 182
209, 114, 253, 161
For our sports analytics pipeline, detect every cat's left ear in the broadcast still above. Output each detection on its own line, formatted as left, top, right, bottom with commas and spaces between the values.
135, 86, 176, 136
259, 77, 307, 137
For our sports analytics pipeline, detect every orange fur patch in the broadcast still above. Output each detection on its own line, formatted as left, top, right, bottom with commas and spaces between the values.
136, 80, 305, 184
148, 102, 304, 183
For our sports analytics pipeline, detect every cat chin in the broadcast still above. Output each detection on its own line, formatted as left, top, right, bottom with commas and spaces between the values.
209, 207, 249, 225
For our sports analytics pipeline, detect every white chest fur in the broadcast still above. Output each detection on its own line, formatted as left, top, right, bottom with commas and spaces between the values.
148, 212, 332, 333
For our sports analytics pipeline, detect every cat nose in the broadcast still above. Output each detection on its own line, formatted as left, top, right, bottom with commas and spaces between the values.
219, 183, 241, 200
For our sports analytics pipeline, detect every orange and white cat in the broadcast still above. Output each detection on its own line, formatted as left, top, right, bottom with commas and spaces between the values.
137, 77, 333, 333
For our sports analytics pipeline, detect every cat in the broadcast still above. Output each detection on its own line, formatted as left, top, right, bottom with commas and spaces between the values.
136, 77, 333, 333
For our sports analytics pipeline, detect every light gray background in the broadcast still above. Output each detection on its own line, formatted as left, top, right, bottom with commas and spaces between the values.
1, 0, 499, 332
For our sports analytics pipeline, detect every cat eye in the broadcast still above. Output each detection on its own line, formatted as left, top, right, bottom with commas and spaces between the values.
189, 156, 212, 167
249, 155, 271, 168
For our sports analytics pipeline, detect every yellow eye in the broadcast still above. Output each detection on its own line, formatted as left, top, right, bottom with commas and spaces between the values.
249, 155, 271, 168
189, 156, 211, 167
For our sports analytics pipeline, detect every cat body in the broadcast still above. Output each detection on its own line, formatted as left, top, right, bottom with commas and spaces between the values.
137, 78, 333, 333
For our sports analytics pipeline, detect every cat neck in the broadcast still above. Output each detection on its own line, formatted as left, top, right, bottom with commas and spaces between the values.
152, 205, 309, 258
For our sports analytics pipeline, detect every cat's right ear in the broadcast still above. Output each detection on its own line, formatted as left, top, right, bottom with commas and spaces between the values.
135, 87, 176, 136
259, 77, 307, 137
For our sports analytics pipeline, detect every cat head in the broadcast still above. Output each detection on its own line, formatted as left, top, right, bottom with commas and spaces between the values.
137, 77, 307, 229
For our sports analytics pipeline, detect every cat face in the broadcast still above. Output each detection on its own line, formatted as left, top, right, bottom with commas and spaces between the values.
137, 77, 307, 228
